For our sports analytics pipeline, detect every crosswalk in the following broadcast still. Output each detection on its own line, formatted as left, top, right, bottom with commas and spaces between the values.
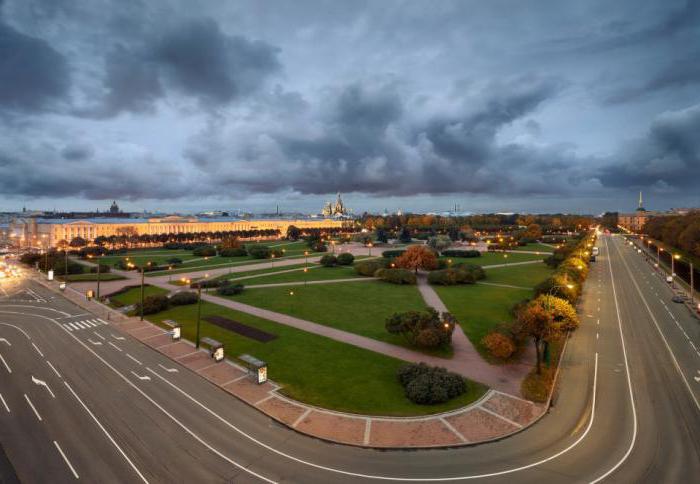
62, 318, 109, 332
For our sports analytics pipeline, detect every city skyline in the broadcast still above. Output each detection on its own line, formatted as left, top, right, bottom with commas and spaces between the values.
1, 0, 699, 213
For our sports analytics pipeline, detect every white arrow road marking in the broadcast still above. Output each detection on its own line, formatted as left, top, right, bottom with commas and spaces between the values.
0, 353, 10, 373
32, 376, 56, 398
130, 371, 150, 381
111, 334, 125, 341
87, 338, 103, 346
0, 393, 9, 413
158, 363, 178, 373
0, 338, 10, 346
53, 441, 79, 480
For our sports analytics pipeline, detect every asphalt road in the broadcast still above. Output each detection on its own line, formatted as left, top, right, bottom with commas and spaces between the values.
0, 233, 698, 483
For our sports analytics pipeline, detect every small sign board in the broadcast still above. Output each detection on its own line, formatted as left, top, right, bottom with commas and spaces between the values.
86, 289, 95, 300
47, 270, 54, 281
59, 282, 66, 290
163, 320, 181, 341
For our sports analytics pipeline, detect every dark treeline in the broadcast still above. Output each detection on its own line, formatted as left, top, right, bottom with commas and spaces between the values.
644, 212, 700, 259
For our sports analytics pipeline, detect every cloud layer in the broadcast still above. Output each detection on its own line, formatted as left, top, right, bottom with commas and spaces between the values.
0, 0, 699, 213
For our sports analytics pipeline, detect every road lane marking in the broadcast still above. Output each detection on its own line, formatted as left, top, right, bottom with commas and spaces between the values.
0, 393, 9, 412
126, 353, 142, 365
108, 342, 122, 352
590, 236, 639, 484
130, 371, 150, 381
87, 338, 103, 346
68, 323, 79, 331
46, 360, 62, 378
0, 338, 10, 346
158, 363, 178, 373
74, 321, 88, 329
614, 238, 700, 411
53, 441, 79, 479
110, 334, 125, 341
63, 382, 148, 483
32, 376, 56, 398
0, 353, 11, 373
24, 394, 42, 421
32, 342, 44, 357
93, 331, 105, 340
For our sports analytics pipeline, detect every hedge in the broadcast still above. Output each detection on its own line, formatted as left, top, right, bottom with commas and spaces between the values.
320, 254, 337, 267
219, 247, 247, 257
441, 249, 481, 258
354, 259, 388, 276
169, 291, 199, 306
374, 268, 417, 285
193, 246, 217, 257
336, 253, 354, 265
427, 268, 475, 285
397, 363, 467, 405
136, 294, 170, 315
382, 249, 406, 258
217, 283, 244, 296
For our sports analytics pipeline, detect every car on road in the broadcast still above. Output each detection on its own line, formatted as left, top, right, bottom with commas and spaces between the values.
671, 295, 685, 303
666, 276, 674, 283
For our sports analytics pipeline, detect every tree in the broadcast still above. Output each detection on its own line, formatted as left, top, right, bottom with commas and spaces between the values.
523, 223, 543, 240
394, 245, 438, 273
398, 226, 412, 243
514, 295, 578, 374
427, 235, 452, 252
447, 226, 460, 241
69, 237, 87, 248
385, 308, 455, 348
286, 225, 301, 241
375, 228, 388, 243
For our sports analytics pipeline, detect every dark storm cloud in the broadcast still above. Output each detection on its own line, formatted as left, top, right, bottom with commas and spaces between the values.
598, 103, 700, 190
0, 17, 69, 113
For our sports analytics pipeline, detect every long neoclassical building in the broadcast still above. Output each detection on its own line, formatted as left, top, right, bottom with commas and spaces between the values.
8, 216, 347, 248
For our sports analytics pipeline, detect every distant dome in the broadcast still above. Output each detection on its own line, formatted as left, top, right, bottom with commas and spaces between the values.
109, 201, 120, 214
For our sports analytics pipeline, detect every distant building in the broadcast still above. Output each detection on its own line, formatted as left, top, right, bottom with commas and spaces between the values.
321, 193, 351, 217
618, 192, 655, 232
109, 201, 120, 214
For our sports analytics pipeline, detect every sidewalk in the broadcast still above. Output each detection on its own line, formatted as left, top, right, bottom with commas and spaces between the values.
31, 272, 549, 448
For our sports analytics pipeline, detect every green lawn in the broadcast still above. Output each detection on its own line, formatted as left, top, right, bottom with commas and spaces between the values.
483, 264, 554, 288
510, 243, 554, 253
441, 251, 546, 266
226, 281, 452, 356
139, 298, 487, 415
107, 285, 168, 306
234, 265, 362, 286
435, 284, 532, 358
61, 273, 126, 282
147, 252, 319, 277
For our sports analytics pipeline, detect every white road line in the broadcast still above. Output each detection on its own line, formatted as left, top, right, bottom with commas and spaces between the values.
32, 376, 56, 398
74, 321, 87, 329
0, 338, 10, 346
24, 394, 42, 421
32, 342, 44, 357
63, 324, 73, 332
68, 323, 80, 331
0, 353, 11, 373
111, 334, 125, 341
158, 363, 178, 373
53, 441, 79, 480
126, 353, 142, 365
0, 393, 9, 412
87, 338, 103, 346
130, 371, 151, 381
93, 331, 106, 340
64, 382, 148, 483
108, 342, 122, 352
47, 360, 62, 378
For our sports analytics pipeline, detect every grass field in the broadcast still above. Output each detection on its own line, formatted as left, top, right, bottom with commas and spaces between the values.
226, 281, 452, 356
483, 264, 554, 288
107, 285, 168, 306
233, 265, 362, 286
441, 251, 546, 266
510, 243, 555, 253
132, 295, 487, 415
60, 273, 126, 282
435, 284, 532, 358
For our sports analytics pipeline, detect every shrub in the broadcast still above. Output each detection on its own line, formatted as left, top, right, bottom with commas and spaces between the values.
427, 268, 475, 285
455, 263, 485, 280
397, 363, 467, 405
385, 309, 455, 348
336, 253, 354, 265
166, 257, 183, 264
169, 291, 199, 306
427, 235, 452, 252
482, 332, 516, 359
354, 259, 388, 276
89, 264, 111, 274
247, 245, 272, 259
193, 246, 217, 257
320, 254, 337, 267
441, 249, 481, 258
217, 284, 244, 296
136, 294, 169, 315
382, 249, 406, 258
375, 268, 417, 285
311, 242, 328, 252
219, 247, 247, 257
190, 279, 221, 289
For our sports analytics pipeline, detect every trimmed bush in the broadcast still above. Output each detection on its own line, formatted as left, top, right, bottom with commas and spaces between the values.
354, 259, 388, 276
190, 279, 221, 289
455, 263, 485, 280
397, 363, 467, 405
482, 332, 516, 359
169, 291, 199, 306
311, 242, 328, 252
441, 249, 481, 258
375, 268, 417, 285
217, 284, 244, 296
385, 308, 455, 348
219, 247, 247, 257
320, 254, 338, 267
247, 245, 272, 259
89, 264, 111, 274
166, 257, 183, 264
382, 249, 406, 258
427, 268, 475, 285
136, 294, 169, 315
193, 246, 217, 257
336, 253, 354, 265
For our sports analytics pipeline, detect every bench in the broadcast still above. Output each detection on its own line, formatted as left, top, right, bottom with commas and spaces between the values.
239, 354, 268, 384
162, 320, 181, 341
200, 337, 224, 362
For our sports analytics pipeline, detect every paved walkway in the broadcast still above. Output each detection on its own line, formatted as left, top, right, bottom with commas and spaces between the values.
477, 281, 533, 290
33, 272, 548, 448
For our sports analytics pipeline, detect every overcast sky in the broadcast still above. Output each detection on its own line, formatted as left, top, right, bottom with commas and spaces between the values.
1, 0, 698, 215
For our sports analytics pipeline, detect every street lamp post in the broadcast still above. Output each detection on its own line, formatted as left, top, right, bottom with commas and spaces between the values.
672, 254, 680, 287
368, 242, 373, 257
196, 274, 208, 349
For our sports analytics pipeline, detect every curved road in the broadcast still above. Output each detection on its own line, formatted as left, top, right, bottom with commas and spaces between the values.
0, 233, 697, 483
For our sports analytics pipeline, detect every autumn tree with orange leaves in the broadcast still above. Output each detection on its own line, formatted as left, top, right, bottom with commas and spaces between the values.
394, 245, 438, 274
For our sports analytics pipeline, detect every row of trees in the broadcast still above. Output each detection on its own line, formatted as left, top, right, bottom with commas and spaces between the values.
644, 212, 700, 258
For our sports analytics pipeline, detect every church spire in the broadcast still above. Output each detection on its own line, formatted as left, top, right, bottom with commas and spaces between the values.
638, 191, 643, 209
